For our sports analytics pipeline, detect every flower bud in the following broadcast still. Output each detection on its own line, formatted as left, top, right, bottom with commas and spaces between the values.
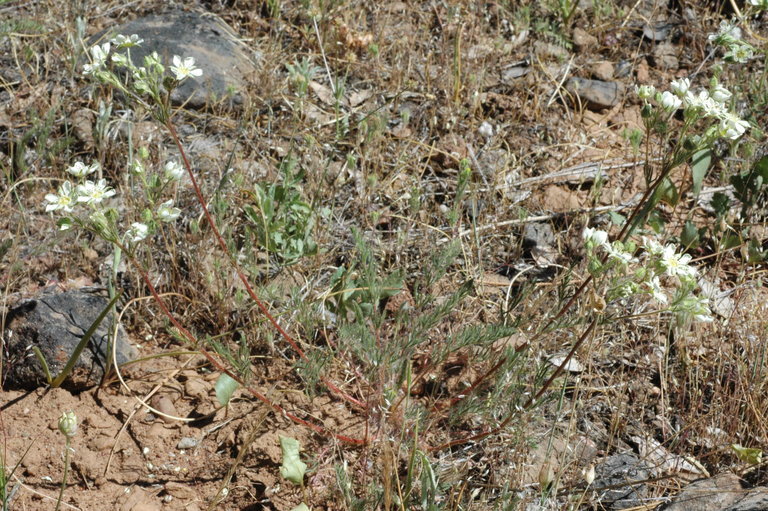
58, 411, 78, 437
641, 104, 654, 118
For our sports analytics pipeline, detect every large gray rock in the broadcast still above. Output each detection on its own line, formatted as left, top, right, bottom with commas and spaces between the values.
100, 10, 259, 109
3, 288, 137, 389
725, 489, 768, 511
662, 472, 743, 511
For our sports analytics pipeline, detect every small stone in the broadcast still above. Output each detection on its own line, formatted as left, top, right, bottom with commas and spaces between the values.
478, 121, 494, 138
566, 77, 624, 110
636, 59, 651, 83
150, 394, 179, 424
572, 27, 598, 50
591, 62, 614, 81
533, 40, 569, 60
642, 22, 674, 42
177, 437, 198, 450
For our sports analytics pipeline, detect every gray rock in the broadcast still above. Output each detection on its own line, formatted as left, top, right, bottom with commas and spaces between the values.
566, 77, 624, 110
177, 437, 199, 449
642, 22, 676, 42
100, 9, 259, 109
725, 488, 768, 511
662, 472, 743, 511
3, 288, 137, 389
593, 453, 651, 510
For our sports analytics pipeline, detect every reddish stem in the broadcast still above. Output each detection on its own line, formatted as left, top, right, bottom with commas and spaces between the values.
165, 121, 367, 411
133, 258, 365, 445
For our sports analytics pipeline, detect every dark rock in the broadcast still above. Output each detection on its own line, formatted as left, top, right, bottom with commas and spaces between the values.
642, 22, 676, 42
101, 10, 259, 109
615, 60, 632, 78
523, 222, 555, 252
3, 288, 138, 389
593, 453, 651, 509
661, 472, 743, 511
566, 77, 624, 110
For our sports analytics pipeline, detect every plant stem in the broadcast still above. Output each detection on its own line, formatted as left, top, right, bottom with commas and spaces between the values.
54, 437, 71, 511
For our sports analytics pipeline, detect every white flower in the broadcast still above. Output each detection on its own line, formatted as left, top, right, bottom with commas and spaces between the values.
708, 20, 742, 46
646, 276, 668, 304
125, 222, 149, 243
711, 84, 732, 103
605, 242, 636, 265
660, 245, 696, 279
670, 78, 690, 97
170, 56, 202, 81
45, 181, 77, 213
66, 161, 99, 178
111, 34, 143, 48
164, 161, 185, 181
635, 85, 656, 100
83, 42, 110, 75
111, 52, 129, 67
684, 90, 726, 118
643, 237, 665, 256
583, 227, 608, 247
76, 179, 116, 204
679, 295, 714, 323
719, 112, 750, 140
724, 43, 754, 63
660, 90, 682, 111
156, 199, 181, 222
130, 160, 144, 174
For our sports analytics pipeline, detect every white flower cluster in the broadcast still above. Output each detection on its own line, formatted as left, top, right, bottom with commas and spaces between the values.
583, 228, 713, 323
44, 159, 182, 246
81, 34, 202, 106
707, 19, 755, 63
635, 78, 751, 141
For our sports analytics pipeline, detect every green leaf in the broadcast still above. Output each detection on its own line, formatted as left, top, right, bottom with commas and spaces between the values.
290, 505, 310, 511
731, 444, 763, 465
214, 373, 240, 406
690, 149, 711, 197
50, 292, 122, 388
710, 192, 731, 218
279, 436, 307, 486
680, 221, 700, 249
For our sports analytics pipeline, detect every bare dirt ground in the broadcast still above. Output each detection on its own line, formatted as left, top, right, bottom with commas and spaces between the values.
2, 0, 768, 510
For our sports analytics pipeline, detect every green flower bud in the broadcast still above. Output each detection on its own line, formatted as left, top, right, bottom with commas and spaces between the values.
641, 104, 654, 118
58, 411, 78, 437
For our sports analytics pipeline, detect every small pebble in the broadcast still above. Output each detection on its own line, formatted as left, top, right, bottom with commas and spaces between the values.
478, 121, 494, 138
177, 437, 198, 449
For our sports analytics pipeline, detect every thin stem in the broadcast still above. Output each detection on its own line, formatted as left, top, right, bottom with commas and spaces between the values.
54, 437, 71, 511
164, 120, 367, 410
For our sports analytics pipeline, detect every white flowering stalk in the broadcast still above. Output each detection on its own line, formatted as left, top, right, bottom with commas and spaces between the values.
583, 228, 713, 324
80, 34, 204, 123
55, 411, 78, 511
707, 19, 755, 64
